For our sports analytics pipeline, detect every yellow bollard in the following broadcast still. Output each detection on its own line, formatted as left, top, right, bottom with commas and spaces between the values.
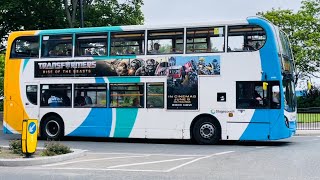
22, 119, 38, 157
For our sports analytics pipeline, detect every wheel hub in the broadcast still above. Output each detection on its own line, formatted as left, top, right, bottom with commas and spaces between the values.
200, 123, 215, 139
45, 120, 60, 137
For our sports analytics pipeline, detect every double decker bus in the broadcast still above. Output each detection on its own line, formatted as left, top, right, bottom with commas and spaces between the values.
3, 16, 296, 144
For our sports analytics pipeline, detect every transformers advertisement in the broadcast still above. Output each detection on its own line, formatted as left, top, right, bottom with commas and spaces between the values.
34, 55, 221, 110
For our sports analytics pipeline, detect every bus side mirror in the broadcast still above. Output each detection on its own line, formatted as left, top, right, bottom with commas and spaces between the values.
263, 82, 268, 91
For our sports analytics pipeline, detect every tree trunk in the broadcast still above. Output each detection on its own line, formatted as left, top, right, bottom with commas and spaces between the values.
71, 0, 78, 27
63, 0, 73, 27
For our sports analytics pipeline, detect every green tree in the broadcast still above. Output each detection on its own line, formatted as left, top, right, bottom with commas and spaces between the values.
0, 0, 66, 41
258, 0, 320, 79
0, 0, 144, 43
83, 0, 144, 27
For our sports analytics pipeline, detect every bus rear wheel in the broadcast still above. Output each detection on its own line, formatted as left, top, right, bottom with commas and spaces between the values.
41, 116, 64, 140
192, 117, 221, 145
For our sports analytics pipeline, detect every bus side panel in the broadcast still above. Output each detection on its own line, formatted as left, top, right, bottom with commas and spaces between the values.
269, 110, 292, 140
228, 123, 269, 140
113, 108, 142, 138
247, 17, 289, 140
198, 75, 231, 140
130, 109, 185, 139
4, 59, 29, 134
239, 110, 270, 140
198, 52, 263, 140
39, 108, 112, 138
67, 108, 112, 137
4, 31, 37, 134
226, 110, 255, 140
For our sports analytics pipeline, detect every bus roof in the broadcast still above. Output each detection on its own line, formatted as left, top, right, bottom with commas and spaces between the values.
9, 16, 274, 36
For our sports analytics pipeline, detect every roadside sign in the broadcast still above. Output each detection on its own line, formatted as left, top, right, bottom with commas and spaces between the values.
22, 119, 38, 155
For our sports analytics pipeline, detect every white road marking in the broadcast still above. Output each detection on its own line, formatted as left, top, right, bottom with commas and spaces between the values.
107, 157, 194, 169
306, 139, 319, 142
255, 146, 266, 149
26, 167, 165, 173
165, 151, 234, 172
293, 136, 315, 138
87, 152, 204, 157
42, 155, 150, 167
26, 151, 235, 173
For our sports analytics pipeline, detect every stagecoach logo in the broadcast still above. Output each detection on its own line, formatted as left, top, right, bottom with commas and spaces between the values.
37, 61, 96, 69
210, 109, 235, 114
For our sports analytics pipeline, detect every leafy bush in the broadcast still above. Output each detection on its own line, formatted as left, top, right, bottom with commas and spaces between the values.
0, 100, 3, 112
297, 86, 320, 108
41, 142, 72, 156
9, 140, 23, 155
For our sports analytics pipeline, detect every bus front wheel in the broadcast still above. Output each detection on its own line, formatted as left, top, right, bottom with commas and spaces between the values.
192, 117, 221, 145
41, 116, 64, 140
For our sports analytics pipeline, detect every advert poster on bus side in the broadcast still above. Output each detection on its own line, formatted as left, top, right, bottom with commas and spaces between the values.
34, 60, 120, 77
34, 55, 221, 110
166, 56, 220, 110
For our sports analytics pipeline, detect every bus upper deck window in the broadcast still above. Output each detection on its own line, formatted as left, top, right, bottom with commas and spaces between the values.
76, 34, 108, 56
227, 25, 266, 52
10, 36, 39, 58
41, 35, 72, 58
110, 31, 145, 56
186, 27, 225, 53
147, 29, 184, 55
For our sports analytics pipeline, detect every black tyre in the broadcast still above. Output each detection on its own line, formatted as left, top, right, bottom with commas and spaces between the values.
192, 117, 221, 145
41, 116, 64, 140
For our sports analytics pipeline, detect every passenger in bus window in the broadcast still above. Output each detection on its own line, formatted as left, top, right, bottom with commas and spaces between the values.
132, 98, 142, 107
126, 48, 135, 55
151, 43, 160, 54
85, 48, 92, 55
255, 42, 261, 50
84, 91, 92, 105
62, 91, 71, 106
254, 90, 263, 105
272, 91, 280, 108
75, 91, 85, 106
243, 43, 255, 51
56, 49, 65, 56
66, 49, 72, 56
41, 91, 50, 106
49, 50, 58, 57
254, 90, 262, 99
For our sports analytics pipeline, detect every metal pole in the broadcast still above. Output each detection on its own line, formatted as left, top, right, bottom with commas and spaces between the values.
79, 0, 84, 28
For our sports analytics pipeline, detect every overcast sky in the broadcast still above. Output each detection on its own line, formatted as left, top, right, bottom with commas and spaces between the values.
142, 0, 314, 88
142, 0, 302, 25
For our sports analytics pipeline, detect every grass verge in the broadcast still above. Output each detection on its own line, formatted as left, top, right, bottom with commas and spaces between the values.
297, 113, 320, 123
